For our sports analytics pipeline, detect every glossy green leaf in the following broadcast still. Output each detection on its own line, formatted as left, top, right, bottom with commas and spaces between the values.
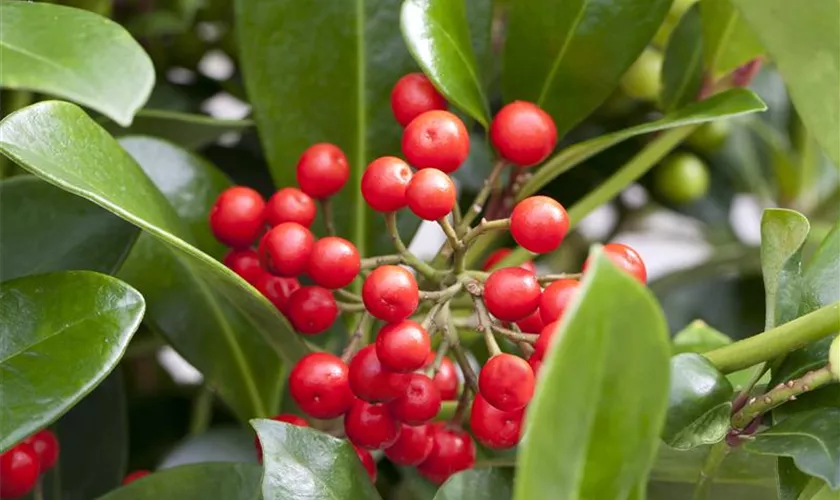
252, 419, 381, 500
730, 0, 840, 166
672, 319, 733, 355
159, 427, 258, 468
661, 3, 704, 111
502, 0, 672, 138
662, 353, 733, 450
0, 271, 144, 452
0, 1, 154, 126
101, 110, 253, 150
97, 463, 263, 500
0, 103, 308, 382
518, 88, 767, 199
434, 468, 512, 500
514, 250, 671, 499
700, 0, 764, 78
744, 408, 840, 489
400, 0, 490, 126
650, 443, 776, 486
117, 136, 285, 421
0, 176, 139, 281
779, 456, 816, 500
761, 209, 810, 329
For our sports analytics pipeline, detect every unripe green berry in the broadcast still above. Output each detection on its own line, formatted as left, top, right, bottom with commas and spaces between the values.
830, 334, 840, 381
688, 120, 731, 153
654, 152, 710, 204
620, 48, 663, 102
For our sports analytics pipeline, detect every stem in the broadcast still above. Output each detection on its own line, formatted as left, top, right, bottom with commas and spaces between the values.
437, 305, 478, 393
452, 200, 463, 230
421, 302, 446, 333
385, 212, 444, 282
518, 341, 535, 357
419, 281, 463, 302
450, 385, 473, 426
319, 198, 336, 236
704, 302, 840, 373
692, 441, 729, 500
341, 313, 372, 363
33, 475, 44, 500
537, 273, 582, 284
731, 362, 772, 412
427, 339, 450, 378
189, 385, 214, 434
458, 159, 508, 233
335, 289, 362, 302
437, 217, 462, 250
462, 218, 511, 247
472, 295, 502, 357
491, 325, 539, 344
337, 301, 366, 313
360, 254, 402, 268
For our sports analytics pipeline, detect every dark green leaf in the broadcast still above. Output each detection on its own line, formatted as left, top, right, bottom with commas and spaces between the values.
650, 443, 776, 485
0, 271, 144, 451
662, 353, 733, 450
760, 209, 810, 329
779, 456, 815, 500
0, 176, 139, 281
700, 0, 764, 78
502, 0, 672, 138
0, 1, 154, 126
660, 3, 704, 111
252, 419, 381, 500
434, 468, 512, 500
159, 427, 258, 468
96, 463, 263, 500
744, 408, 840, 489
400, 0, 490, 126
514, 250, 671, 499
101, 110, 253, 150
672, 319, 733, 354
647, 481, 777, 500
518, 88, 767, 199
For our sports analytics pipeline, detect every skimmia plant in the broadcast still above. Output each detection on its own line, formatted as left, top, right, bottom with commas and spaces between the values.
0, 0, 837, 499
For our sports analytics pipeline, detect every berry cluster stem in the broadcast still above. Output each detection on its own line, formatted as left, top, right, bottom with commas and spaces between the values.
419, 281, 463, 302
491, 324, 539, 344
536, 272, 582, 284
437, 217, 461, 251
335, 288, 362, 302
462, 218, 511, 247
319, 198, 337, 236
359, 254, 403, 268
384, 211, 446, 282
341, 313, 372, 363
468, 284, 502, 357
436, 305, 478, 393
692, 441, 730, 500
458, 159, 508, 233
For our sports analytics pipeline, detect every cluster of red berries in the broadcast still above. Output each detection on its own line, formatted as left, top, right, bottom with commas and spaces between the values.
0, 429, 58, 499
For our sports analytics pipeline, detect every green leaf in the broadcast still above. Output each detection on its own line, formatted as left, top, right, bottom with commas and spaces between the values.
760, 208, 810, 329
101, 110, 253, 150
400, 0, 490, 127
0, 176, 139, 281
662, 353, 733, 450
0, 271, 144, 452
0, 103, 308, 378
434, 468, 512, 500
730, 0, 840, 166
660, 3, 704, 112
779, 456, 816, 500
514, 250, 671, 500
159, 427, 258, 468
744, 408, 840, 489
518, 88, 767, 199
252, 419, 381, 500
502, 0, 672, 138
116, 136, 285, 421
700, 0, 764, 78
96, 463, 263, 500
672, 319, 733, 354
0, 1, 154, 126
650, 443, 776, 486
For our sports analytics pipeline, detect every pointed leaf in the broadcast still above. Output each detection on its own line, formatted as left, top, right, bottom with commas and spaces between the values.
700, 0, 764, 78
434, 468, 512, 500
97, 463, 263, 500
661, 4, 704, 111
101, 110, 253, 150
672, 320, 733, 355
761, 209, 810, 330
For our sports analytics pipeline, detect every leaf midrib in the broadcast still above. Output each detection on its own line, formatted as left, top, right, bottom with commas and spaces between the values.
666, 37, 704, 111
536, 0, 591, 106
0, 39, 93, 93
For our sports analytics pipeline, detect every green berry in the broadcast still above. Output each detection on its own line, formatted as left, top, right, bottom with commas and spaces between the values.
687, 120, 730, 153
620, 48, 663, 102
654, 153, 710, 204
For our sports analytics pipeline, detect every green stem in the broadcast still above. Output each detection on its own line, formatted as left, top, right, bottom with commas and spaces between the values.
419, 281, 463, 302
471, 294, 502, 357
536, 272, 582, 284
189, 385, 214, 434
462, 218, 511, 247
341, 313, 372, 363
491, 325, 539, 344
692, 441, 729, 500
385, 212, 444, 282
335, 288, 362, 302
360, 254, 402, 268
337, 301, 366, 313
458, 159, 507, 233
438, 217, 461, 251
319, 198, 336, 236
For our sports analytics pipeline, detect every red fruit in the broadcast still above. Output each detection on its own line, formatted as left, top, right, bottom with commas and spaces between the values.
362, 265, 419, 323
296, 143, 350, 199
478, 353, 535, 412
391, 73, 448, 127
344, 400, 401, 450
532, 321, 561, 361
349, 345, 411, 403
0, 443, 39, 499
361, 157, 413, 212
527, 355, 542, 375
223, 248, 264, 286
122, 470, 150, 486
289, 352, 354, 419
539, 279, 580, 324
376, 321, 431, 373
23, 429, 59, 472
352, 444, 378, 482
209, 186, 265, 248
258, 222, 315, 277
481, 248, 537, 273
584, 243, 647, 283
384, 424, 434, 466
255, 414, 309, 462
308, 237, 361, 289
490, 101, 557, 167
265, 187, 316, 228
483, 267, 541, 321
469, 393, 523, 449
510, 196, 569, 254
425, 354, 459, 401
255, 274, 300, 314
285, 286, 338, 335
416, 423, 476, 485
402, 110, 469, 173
388, 374, 442, 425
515, 309, 544, 334
405, 169, 456, 221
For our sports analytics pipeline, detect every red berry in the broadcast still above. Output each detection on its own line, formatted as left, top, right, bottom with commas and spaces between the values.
344, 400, 401, 450
376, 321, 431, 373
296, 143, 350, 199
285, 286, 338, 334
308, 237, 360, 289
255, 273, 300, 314
352, 443, 378, 482
510, 196, 569, 254
23, 429, 59, 472
584, 243, 647, 283
349, 345, 411, 403
481, 248, 537, 273
258, 222, 315, 277
402, 110, 469, 173
527, 355, 543, 375
255, 414, 309, 462
209, 186, 265, 248
469, 393, 523, 449
490, 101, 557, 167
416, 423, 475, 485
223, 249, 264, 286
391, 73, 448, 127
532, 321, 561, 361
289, 352, 354, 419
515, 309, 544, 334
425, 354, 459, 401
0, 443, 39, 499
362, 265, 419, 323
384, 423, 434, 466
478, 353, 535, 412
539, 279, 580, 324
483, 267, 541, 321
361, 157, 413, 213
388, 374, 442, 425
405, 169, 456, 221
265, 187, 316, 228
122, 470, 150, 486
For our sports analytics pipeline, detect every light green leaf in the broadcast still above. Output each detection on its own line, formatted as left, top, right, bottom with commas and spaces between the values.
650, 443, 776, 486
700, 0, 764, 78
97, 463, 263, 500
761, 209, 810, 330
434, 468, 512, 500
672, 320, 733, 354
102, 110, 253, 150
661, 3, 704, 111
